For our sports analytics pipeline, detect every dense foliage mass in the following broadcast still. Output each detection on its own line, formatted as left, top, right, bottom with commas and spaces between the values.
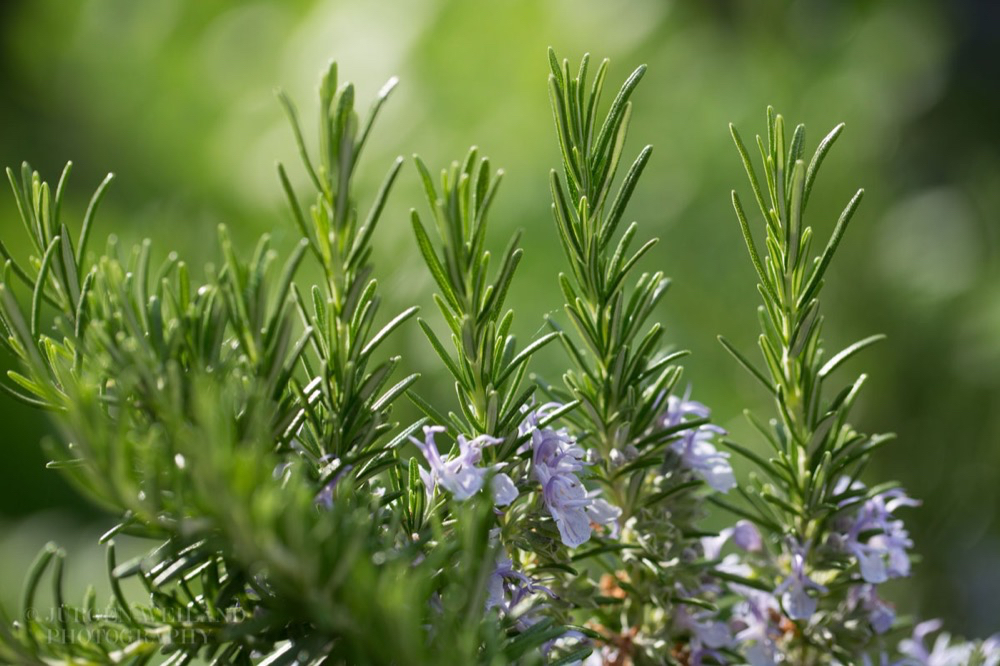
0, 52, 995, 665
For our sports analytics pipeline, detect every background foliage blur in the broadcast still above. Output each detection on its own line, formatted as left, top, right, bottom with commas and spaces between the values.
1, 0, 997, 637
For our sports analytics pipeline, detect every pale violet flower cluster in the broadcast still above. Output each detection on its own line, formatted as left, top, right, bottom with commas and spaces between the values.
696, 528, 826, 663
729, 588, 785, 666
833, 479, 920, 585
522, 405, 621, 548
712, 556, 809, 666
661, 389, 736, 492
848, 584, 896, 635
412, 426, 518, 506
820, 479, 920, 637
676, 607, 731, 664
667, 521, 769, 665
861, 619, 1000, 666
714, 478, 924, 664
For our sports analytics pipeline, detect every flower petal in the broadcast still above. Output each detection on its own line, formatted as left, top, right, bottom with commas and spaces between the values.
491, 473, 518, 507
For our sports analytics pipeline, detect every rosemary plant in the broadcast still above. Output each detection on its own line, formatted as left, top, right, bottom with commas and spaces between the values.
710, 109, 998, 665
406, 147, 588, 661
0, 61, 512, 666
0, 52, 995, 666
540, 50, 737, 665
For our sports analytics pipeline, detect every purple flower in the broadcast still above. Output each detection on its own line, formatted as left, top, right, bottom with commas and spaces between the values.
661, 390, 712, 429
898, 621, 1000, 665
702, 520, 763, 560
530, 425, 620, 548
733, 520, 763, 552
532, 425, 587, 475
848, 584, 895, 635
539, 472, 592, 547
717, 553, 755, 586
586, 493, 622, 537
731, 589, 782, 666
412, 426, 503, 502
491, 472, 518, 506
774, 540, 827, 620
897, 620, 970, 665
518, 401, 563, 437
486, 555, 555, 613
674, 603, 733, 665
662, 389, 735, 492
837, 481, 920, 584
986, 636, 1000, 663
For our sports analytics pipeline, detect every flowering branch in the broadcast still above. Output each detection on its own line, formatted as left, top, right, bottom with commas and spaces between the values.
715, 108, 918, 664
542, 49, 738, 664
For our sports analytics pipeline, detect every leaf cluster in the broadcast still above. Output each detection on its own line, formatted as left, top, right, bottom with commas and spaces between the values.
277, 61, 418, 464
720, 108, 892, 541
410, 148, 556, 444
0, 62, 516, 665
545, 49, 682, 456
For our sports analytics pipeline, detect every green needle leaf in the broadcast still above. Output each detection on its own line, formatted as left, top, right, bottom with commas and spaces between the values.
31, 236, 61, 338
411, 211, 461, 311
819, 334, 886, 380
495, 331, 558, 386
803, 122, 845, 209
732, 191, 780, 306
797, 188, 864, 309
718, 335, 772, 391
77, 172, 114, 266
601, 145, 652, 248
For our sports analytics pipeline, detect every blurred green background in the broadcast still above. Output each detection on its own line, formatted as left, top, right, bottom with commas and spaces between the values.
1, 0, 997, 637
